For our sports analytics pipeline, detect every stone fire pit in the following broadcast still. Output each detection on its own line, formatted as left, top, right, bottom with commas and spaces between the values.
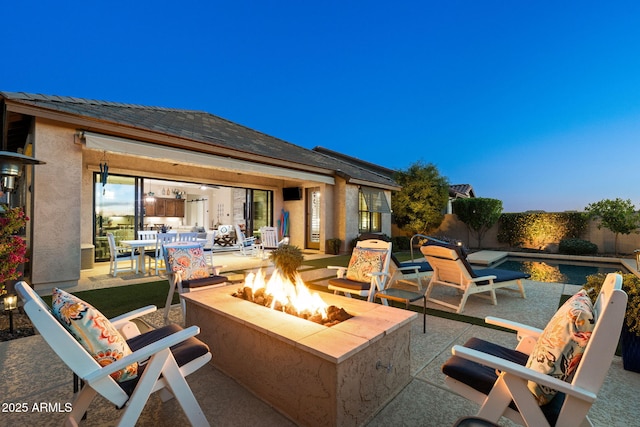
183, 286, 417, 427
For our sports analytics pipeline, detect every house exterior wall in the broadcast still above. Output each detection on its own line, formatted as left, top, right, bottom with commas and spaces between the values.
31, 119, 82, 287
24, 122, 391, 289
345, 184, 361, 247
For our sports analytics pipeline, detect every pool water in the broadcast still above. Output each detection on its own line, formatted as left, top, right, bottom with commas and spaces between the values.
489, 258, 625, 286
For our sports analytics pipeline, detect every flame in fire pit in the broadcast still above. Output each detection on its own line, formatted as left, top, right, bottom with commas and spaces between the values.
243, 269, 328, 318
234, 269, 354, 326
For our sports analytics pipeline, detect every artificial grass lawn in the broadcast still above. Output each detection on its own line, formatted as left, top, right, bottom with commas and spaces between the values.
40, 281, 179, 319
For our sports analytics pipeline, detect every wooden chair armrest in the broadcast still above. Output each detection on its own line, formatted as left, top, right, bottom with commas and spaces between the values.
328, 266, 348, 279
485, 316, 543, 339
470, 275, 497, 283
84, 325, 201, 383
451, 345, 596, 402
110, 305, 157, 328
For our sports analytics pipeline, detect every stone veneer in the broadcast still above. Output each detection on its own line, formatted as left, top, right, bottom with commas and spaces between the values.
183, 286, 416, 427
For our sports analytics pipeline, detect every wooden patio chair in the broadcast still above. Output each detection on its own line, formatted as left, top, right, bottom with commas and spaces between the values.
420, 241, 527, 313
441, 273, 626, 426
15, 281, 212, 426
257, 226, 282, 258
234, 224, 258, 256
327, 239, 392, 303
163, 242, 228, 324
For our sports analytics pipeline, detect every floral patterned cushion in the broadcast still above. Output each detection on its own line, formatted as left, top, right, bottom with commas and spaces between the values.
346, 247, 387, 282
51, 288, 138, 382
165, 243, 210, 281
526, 289, 595, 404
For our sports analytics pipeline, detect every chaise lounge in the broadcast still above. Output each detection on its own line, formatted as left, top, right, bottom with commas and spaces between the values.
421, 241, 528, 313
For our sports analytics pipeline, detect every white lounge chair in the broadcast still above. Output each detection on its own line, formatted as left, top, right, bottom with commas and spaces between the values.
421, 241, 527, 313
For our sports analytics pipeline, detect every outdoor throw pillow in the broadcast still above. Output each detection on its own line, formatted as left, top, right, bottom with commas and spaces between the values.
51, 288, 138, 382
346, 247, 387, 283
165, 244, 209, 281
525, 289, 595, 404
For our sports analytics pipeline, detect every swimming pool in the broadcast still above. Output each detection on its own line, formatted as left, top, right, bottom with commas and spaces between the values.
487, 257, 625, 286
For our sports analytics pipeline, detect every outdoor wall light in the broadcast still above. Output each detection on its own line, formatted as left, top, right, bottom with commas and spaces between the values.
3, 294, 18, 334
0, 150, 46, 192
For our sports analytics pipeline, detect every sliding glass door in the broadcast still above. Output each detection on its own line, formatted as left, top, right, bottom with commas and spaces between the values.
93, 173, 139, 261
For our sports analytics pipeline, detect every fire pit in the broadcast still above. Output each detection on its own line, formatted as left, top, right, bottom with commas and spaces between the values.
183, 276, 416, 427
232, 269, 353, 326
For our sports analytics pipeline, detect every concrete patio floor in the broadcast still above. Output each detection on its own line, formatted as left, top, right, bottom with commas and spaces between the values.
2, 251, 639, 426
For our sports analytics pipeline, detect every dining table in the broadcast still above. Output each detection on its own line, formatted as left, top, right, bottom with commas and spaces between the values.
120, 237, 208, 274
120, 239, 157, 274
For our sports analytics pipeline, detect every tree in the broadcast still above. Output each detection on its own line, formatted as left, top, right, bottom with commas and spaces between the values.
585, 198, 640, 255
452, 197, 503, 248
391, 161, 449, 236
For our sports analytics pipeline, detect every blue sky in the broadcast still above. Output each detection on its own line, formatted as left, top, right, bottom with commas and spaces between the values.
3, 1, 640, 212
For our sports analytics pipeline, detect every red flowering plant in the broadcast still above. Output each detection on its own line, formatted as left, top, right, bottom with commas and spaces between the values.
0, 206, 29, 297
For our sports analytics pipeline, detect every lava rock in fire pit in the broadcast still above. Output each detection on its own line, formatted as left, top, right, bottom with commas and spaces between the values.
322, 305, 354, 327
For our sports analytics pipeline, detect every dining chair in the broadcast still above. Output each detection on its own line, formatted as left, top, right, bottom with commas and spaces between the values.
146, 233, 177, 275
178, 232, 198, 242
137, 230, 157, 240
106, 232, 137, 277
201, 232, 215, 266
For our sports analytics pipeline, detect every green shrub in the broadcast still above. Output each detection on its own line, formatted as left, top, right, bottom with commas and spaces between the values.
558, 238, 598, 255
391, 236, 410, 251
325, 238, 342, 255
497, 212, 588, 249
583, 272, 640, 336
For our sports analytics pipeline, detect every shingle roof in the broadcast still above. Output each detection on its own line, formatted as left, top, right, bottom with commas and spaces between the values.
1, 92, 399, 189
449, 184, 475, 198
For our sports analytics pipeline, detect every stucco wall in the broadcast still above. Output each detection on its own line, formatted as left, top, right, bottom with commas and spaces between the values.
32, 120, 82, 288
345, 185, 361, 245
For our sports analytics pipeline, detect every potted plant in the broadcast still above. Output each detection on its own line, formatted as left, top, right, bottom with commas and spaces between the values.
583, 272, 640, 372
0, 206, 29, 298
269, 244, 304, 283
325, 238, 342, 255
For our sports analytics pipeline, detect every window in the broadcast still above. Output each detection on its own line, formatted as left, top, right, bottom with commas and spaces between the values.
358, 187, 390, 233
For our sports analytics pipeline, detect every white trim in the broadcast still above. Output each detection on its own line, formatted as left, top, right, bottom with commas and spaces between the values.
83, 132, 335, 185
